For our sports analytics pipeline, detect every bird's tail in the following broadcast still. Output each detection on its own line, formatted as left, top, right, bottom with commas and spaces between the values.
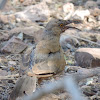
9, 75, 37, 100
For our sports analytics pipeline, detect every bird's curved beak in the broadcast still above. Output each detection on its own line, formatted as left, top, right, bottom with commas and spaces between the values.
64, 19, 82, 31
65, 26, 81, 31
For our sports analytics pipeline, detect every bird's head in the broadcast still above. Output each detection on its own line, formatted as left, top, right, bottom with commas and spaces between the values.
45, 18, 81, 36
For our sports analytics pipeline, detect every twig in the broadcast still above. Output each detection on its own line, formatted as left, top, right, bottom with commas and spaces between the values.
65, 67, 100, 82
73, 67, 100, 82
66, 34, 100, 46
0, 73, 19, 80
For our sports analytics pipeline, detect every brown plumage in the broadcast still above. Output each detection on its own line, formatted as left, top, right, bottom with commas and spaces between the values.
31, 19, 71, 75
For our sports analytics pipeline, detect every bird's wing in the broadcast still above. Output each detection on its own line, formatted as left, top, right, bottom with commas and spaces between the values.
20, 47, 35, 75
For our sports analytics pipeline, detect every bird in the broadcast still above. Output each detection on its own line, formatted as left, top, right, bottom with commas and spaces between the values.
21, 18, 76, 77
9, 18, 81, 100
29, 18, 69, 75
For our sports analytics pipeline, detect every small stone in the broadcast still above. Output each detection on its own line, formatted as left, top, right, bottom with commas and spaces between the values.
73, 9, 90, 20
90, 8, 100, 17
63, 3, 74, 20
0, 32, 9, 41
0, 69, 8, 76
17, 33, 23, 40
87, 16, 96, 23
8, 61, 16, 66
85, 1, 98, 9
8, 80, 14, 83
81, 85, 97, 96
63, 3, 74, 13
1, 36, 27, 53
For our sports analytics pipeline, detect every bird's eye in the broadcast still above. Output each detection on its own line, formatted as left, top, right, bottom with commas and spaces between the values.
60, 24, 63, 27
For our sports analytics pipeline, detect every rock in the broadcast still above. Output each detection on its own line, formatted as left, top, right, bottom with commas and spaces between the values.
0, 32, 9, 41
8, 61, 17, 66
0, 56, 8, 66
9, 24, 44, 43
0, 14, 16, 24
63, 2, 90, 21
17, 33, 23, 40
65, 66, 79, 73
90, 8, 100, 17
63, 3, 74, 14
38, 93, 70, 100
44, 0, 53, 3
81, 85, 97, 96
22, 0, 40, 6
0, 69, 8, 76
19, 0, 24, 3
87, 15, 96, 23
1, 36, 27, 53
84, 1, 98, 9
75, 48, 100, 68
72, 9, 90, 20
63, 3, 74, 20
0, 14, 9, 24
90, 95, 100, 100
70, 0, 86, 6
15, 1, 51, 22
